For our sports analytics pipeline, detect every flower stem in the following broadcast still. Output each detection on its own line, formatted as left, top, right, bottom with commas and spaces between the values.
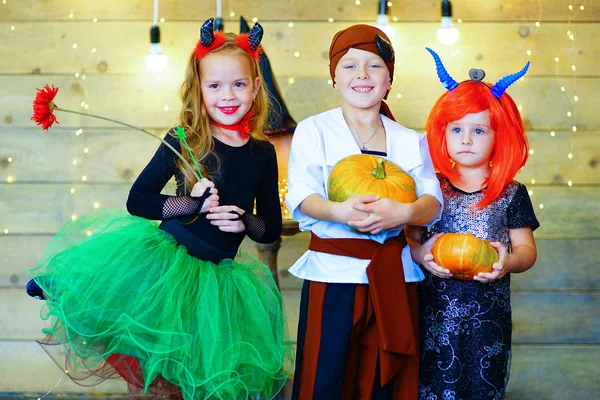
55, 107, 201, 182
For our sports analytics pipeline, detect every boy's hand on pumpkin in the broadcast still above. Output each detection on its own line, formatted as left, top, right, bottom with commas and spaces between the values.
335, 195, 379, 224
474, 241, 510, 283
419, 233, 453, 278
349, 198, 410, 234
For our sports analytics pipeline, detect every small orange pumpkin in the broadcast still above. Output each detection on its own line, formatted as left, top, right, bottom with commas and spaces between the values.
328, 154, 418, 204
432, 233, 499, 280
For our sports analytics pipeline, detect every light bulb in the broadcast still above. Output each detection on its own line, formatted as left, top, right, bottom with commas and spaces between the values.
146, 43, 168, 72
146, 25, 168, 72
376, 13, 394, 38
437, 16, 459, 45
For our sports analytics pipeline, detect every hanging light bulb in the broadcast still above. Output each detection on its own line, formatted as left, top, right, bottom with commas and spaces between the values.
376, 0, 394, 37
436, 0, 459, 46
215, 0, 224, 31
145, 0, 168, 72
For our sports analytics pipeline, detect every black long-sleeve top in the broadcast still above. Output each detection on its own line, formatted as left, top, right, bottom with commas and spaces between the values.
127, 130, 282, 262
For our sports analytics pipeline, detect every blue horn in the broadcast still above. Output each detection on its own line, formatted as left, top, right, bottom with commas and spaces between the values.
491, 61, 530, 99
426, 47, 458, 91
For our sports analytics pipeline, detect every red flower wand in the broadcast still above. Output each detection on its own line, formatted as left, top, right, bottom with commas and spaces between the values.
31, 84, 202, 181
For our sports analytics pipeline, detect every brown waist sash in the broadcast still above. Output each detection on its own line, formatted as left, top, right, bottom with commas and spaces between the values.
308, 231, 417, 386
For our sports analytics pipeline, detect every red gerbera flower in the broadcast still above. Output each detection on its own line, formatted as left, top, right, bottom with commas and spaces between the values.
31, 84, 60, 130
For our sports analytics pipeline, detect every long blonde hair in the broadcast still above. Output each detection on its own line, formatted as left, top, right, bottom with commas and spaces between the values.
176, 33, 270, 191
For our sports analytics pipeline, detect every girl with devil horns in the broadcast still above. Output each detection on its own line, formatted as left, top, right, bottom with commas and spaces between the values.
286, 25, 443, 399
406, 48, 539, 399
26, 18, 294, 399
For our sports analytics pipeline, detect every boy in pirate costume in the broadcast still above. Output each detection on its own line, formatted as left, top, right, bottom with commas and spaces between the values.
286, 24, 443, 399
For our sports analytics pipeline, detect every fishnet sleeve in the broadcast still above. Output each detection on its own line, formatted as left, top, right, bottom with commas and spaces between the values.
161, 188, 212, 219
240, 213, 270, 243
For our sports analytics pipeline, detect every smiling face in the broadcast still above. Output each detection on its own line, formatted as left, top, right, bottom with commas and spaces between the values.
333, 47, 391, 111
445, 110, 496, 170
200, 51, 260, 125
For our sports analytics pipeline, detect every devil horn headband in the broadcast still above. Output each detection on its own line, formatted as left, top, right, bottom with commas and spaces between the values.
425, 47, 530, 98
195, 17, 263, 61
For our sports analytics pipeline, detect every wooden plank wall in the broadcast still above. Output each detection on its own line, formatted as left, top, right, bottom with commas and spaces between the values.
0, 0, 598, 398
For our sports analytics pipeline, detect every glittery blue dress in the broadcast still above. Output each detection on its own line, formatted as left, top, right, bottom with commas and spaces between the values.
418, 176, 539, 400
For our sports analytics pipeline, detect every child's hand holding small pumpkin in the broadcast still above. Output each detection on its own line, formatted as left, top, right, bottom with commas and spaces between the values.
416, 233, 453, 279
474, 242, 510, 283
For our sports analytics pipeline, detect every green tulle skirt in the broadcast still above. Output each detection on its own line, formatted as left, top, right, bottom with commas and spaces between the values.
29, 210, 294, 399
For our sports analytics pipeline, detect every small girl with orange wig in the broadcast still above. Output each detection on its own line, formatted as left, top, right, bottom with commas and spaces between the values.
407, 48, 540, 399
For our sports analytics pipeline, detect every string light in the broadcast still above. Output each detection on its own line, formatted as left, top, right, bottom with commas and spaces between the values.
146, 0, 168, 72
93, 18, 98, 22
229, 12, 235, 17
568, 181, 573, 186
294, 52, 300, 57
568, 153, 573, 159
580, 5, 584, 11
539, 204, 544, 209
327, 79, 333, 85
328, 18, 334, 22
83, 148, 89, 154
526, 50, 532, 56
163, 105, 169, 111
70, 188, 76, 194
571, 65, 576, 71
568, 5, 573, 11
71, 214, 78, 221
355, 0, 361, 5
572, 126, 577, 132
92, 48, 97, 53
531, 178, 536, 185
457, 18, 463, 23
252, 17, 258, 22
7, 157, 12, 163
288, 22, 294, 28
6, 176, 14, 183
72, 159, 78, 166
68, 13, 73, 19
72, 43, 78, 49
10, 25, 15, 31
76, 129, 83, 136
86, 230, 92, 236
535, 21, 540, 27
550, 131, 555, 137
3, 229, 7, 235
561, 86, 566, 92
82, 175, 87, 181
574, 95, 579, 101
567, 111, 572, 117
396, 93, 402, 99
288, 78, 295, 85
529, 149, 534, 155
555, 57, 560, 62
393, 16, 399, 22
528, 190, 533, 196
159, 17, 165, 23
93, 202, 100, 209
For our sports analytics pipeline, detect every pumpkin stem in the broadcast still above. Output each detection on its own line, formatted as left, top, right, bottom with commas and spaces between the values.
371, 158, 386, 179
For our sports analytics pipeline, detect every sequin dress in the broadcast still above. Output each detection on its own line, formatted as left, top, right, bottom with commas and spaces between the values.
418, 176, 539, 400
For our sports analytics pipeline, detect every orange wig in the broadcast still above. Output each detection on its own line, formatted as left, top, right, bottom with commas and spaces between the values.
426, 81, 529, 208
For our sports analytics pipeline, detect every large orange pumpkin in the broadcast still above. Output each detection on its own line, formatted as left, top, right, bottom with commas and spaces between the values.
328, 154, 418, 204
432, 233, 499, 280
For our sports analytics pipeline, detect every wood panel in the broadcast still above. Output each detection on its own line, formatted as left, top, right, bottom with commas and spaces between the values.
0, 21, 597, 77
1, 128, 597, 185
0, 340, 598, 398
0, 183, 597, 236
3, 289, 596, 345
3, 235, 597, 291
512, 293, 599, 344
512, 239, 600, 291
1, 0, 599, 22
0, 340, 127, 393
1, 75, 598, 131
505, 345, 600, 400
